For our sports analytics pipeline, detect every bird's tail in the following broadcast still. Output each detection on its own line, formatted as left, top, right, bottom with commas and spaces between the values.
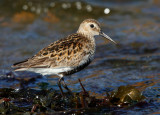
12, 59, 29, 71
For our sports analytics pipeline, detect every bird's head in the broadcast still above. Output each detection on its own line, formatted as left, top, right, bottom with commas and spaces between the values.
77, 19, 116, 44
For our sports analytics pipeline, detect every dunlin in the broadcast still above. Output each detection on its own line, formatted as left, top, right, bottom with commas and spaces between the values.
12, 19, 116, 95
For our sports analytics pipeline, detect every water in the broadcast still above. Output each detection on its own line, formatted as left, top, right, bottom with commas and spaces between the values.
0, 0, 160, 114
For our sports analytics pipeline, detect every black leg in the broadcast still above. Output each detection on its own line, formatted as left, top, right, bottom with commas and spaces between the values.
57, 77, 64, 97
61, 77, 72, 94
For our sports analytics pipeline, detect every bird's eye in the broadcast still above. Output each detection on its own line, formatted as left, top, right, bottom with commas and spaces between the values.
90, 24, 94, 28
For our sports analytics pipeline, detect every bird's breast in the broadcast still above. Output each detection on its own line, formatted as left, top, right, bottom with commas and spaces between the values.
61, 42, 95, 76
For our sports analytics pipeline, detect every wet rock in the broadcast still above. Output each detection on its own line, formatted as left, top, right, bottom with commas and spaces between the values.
109, 86, 145, 106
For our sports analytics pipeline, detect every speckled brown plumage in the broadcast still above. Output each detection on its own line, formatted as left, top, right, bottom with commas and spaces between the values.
13, 33, 95, 73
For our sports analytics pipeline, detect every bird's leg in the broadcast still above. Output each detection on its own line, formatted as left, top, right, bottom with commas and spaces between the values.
57, 77, 65, 97
61, 77, 72, 94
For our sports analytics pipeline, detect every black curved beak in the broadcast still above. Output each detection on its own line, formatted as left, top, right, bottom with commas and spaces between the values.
100, 31, 117, 44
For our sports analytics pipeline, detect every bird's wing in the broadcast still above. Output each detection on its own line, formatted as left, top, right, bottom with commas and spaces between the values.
12, 33, 87, 71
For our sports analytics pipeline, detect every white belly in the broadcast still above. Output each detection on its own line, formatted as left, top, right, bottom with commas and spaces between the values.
23, 67, 73, 76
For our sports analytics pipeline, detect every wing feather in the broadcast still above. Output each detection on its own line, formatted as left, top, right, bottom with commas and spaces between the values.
12, 33, 87, 71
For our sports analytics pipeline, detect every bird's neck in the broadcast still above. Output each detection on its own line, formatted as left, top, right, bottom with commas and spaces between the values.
77, 31, 95, 42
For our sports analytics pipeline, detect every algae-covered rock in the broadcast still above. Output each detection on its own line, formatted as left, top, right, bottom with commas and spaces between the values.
109, 86, 145, 106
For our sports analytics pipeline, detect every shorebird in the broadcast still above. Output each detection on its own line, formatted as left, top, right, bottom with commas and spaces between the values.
12, 19, 116, 96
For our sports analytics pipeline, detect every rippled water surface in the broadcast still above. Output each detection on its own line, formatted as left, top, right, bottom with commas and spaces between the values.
0, 0, 160, 114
